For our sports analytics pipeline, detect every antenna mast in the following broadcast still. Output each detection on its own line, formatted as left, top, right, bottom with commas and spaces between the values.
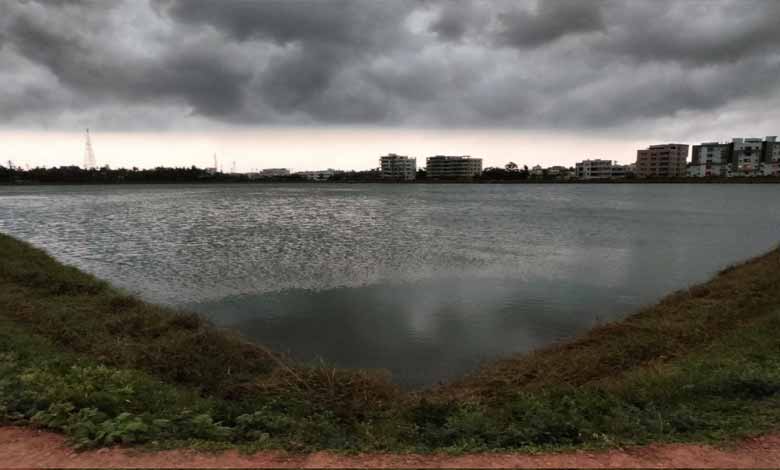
83, 128, 96, 169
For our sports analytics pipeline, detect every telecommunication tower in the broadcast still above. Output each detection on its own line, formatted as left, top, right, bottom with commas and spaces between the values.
83, 128, 96, 170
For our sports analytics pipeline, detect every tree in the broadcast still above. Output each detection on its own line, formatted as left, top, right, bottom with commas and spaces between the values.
505, 162, 519, 172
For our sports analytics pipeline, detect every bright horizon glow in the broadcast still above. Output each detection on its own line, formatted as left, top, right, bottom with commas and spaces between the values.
1, 128, 662, 173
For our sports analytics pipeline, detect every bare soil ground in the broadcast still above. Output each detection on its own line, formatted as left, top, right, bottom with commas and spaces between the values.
1, 427, 779, 469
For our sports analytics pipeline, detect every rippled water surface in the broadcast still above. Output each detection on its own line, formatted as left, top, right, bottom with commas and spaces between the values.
1, 183, 779, 386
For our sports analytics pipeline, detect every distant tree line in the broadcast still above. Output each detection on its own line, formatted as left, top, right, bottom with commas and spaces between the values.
478, 162, 532, 180
326, 169, 383, 182
0, 161, 602, 185
0, 165, 309, 185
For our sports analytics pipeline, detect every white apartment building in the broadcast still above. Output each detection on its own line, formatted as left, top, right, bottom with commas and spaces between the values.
761, 162, 780, 176
575, 159, 622, 179
766, 136, 780, 160
729, 138, 763, 176
379, 154, 416, 180
761, 136, 780, 176
611, 164, 633, 178
688, 136, 779, 177
257, 168, 290, 178
426, 155, 482, 178
295, 169, 342, 181
546, 166, 574, 179
687, 165, 707, 177
689, 142, 728, 177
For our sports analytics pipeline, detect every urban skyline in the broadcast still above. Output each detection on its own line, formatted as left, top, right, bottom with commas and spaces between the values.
0, 128, 678, 173
5, 131, 778, 178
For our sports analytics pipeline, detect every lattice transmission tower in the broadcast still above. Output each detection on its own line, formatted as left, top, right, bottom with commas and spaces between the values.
83, 128, 96, 170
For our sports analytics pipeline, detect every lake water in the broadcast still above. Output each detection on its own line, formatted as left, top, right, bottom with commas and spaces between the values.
1, 183, 779, 387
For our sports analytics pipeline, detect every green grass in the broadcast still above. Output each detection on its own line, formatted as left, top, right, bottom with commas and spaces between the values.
1, 232, 779, 452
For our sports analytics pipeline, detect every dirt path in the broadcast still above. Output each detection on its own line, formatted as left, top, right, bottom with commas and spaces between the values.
1, 427, 779, 468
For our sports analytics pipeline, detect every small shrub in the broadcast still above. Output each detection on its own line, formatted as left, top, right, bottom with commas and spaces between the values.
108, 295, 143, 313
706, 377, 780, 400
176, 413, 232, 441
443, 406, 499, 448
235, 405, 296, 440
688, 285, 711, 298
167, 312, 203, 330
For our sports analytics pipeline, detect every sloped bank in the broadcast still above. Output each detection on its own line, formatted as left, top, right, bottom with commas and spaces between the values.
1, 232, 779, 452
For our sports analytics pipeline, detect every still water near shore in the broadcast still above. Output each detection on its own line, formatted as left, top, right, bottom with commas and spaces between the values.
1, 183, 779, 387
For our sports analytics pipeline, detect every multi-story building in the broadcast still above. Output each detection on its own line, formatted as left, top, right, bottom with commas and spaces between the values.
762, 136, 780, 160
295, 169, 343, 181
574, 159, 626, 179
379, 154, 416, 180
729, 138, 763, 176
687, 165, 707, 177
546, 166, 574, 179
635, 144, 689, 177
257, 168, 290, 178
689, 142, 730, 177
688, 137, 779, 177
426, 155, 482, 178
610, 163, 633, 178
762, 136, 780, 176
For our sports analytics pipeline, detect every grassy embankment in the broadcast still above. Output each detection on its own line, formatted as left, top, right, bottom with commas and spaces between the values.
1, 232, 780, 452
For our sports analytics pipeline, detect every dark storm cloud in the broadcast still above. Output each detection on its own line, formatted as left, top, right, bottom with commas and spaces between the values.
152, 0, 417, 121
599, 1, 780, 65
429, 7, 469, 41
2, 1, 251, 120
22, 0, 103, 8
259, 44, 346, 113
154, 0, 411, 46
8, 14, 102, 92
1, 0, 780, 132
495, 0, 605, 48
428, 1, 491, 42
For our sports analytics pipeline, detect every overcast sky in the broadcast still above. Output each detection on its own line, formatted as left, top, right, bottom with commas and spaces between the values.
1, 0, 780, 171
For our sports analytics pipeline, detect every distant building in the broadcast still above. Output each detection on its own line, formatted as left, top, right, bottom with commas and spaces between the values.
635, 144, 689, 178
379, 154, 416, 180
295, 169, 343, 181
729, 138, 763, 176
689, 142, 730, 177
426, 155, 482, 178
688, 136, 779, 177
248, 168, 290, 179
762, 136, 780, 176
258, 168, 290, 178
687, 165, 707, 178
610, 163, 633, 178
530, 165, 544, 177
575, 159, 622, 179
545, 165, 574, 179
